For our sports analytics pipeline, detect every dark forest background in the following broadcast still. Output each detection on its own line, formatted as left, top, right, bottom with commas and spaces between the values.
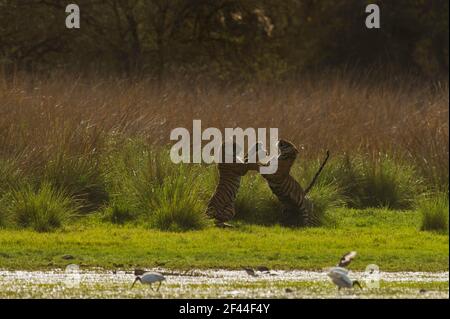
0, 0, 448, 82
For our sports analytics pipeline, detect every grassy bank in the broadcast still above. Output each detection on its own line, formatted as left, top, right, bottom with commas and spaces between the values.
0, 209, 447, 271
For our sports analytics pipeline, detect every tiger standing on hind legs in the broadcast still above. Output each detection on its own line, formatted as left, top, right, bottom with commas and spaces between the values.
205, 142, 263, 228
261, 139, 330, 227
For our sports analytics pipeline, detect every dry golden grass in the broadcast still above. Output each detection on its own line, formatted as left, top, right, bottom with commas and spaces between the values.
0, 71, 448, 188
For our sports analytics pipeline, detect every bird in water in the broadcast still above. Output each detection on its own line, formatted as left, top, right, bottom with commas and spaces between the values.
242, 267, 258, 277
256, 266, 270, 273
327, 251, 362, 290
131, 272, 166, 291
242, 266, 272, 277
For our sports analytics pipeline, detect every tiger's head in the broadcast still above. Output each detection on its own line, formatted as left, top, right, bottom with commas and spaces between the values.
277, 139, 299, 161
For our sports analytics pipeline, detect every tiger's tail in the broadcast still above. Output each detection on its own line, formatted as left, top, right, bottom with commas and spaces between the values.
304, 150, 330, 195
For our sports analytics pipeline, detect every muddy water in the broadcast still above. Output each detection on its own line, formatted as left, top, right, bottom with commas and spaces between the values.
0, 269, 448, 299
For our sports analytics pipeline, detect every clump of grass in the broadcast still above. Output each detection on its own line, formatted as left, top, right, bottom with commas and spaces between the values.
306, 183, 346, 227
8, 182, 77, 232
102, 201, 136, 225
299, 154, 424, 209
150, 175, 210, 231
138, 157, 210, 231
44, 153, 108, 213
357, 155, 424, 209
102, 139, 210, 231
235, 173, 281, 225
418, 193, 449, 233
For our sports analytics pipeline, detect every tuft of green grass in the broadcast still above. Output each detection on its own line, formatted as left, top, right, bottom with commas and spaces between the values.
102, 201, 136, 225
143, 163, 210, 231
235, 172, 281, 225
102, 139, 211, 231
7, 182, 77, 232
418, 193, 449, 233
150, 185, 210, 231
44, 153, 108, 213
357, 155, 424, 209
306, 183, 346, 227
299, 154, 424, 209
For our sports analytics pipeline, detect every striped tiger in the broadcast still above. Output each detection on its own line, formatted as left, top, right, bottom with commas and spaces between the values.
205, 142, 260, 227
262, 139, 330, 226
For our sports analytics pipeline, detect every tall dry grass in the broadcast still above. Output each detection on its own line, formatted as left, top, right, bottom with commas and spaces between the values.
0, 71, 447, 230
0, 71, 447, 188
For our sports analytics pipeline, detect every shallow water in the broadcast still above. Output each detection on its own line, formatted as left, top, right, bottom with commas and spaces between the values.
0, 269, 448, 299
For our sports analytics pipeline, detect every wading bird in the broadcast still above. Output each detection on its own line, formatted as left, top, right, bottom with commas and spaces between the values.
242, 266, 272, 277
256, 266, 270, 273
131, 272, 166, 291
327, 251, 362, 290
242, 267, 258, 277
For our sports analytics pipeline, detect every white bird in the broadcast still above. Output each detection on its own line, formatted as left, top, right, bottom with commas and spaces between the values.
131, 272, 166, 291
328, 267, 362, 290
327, 251, 362, 290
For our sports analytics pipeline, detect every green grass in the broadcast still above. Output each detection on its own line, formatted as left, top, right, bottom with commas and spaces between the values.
44, 152, 108, 213
299, 154, 425, 209
6, 182, 77, 232
0, 209, 447, 271
1, 140, 446, 231
418, 193, 449, 233
235, 172, 282, 225
100, 140, 211, 231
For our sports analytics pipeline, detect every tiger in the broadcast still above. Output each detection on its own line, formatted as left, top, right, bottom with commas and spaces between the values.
205, 142, 261, 227
261, 139, 330, 227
